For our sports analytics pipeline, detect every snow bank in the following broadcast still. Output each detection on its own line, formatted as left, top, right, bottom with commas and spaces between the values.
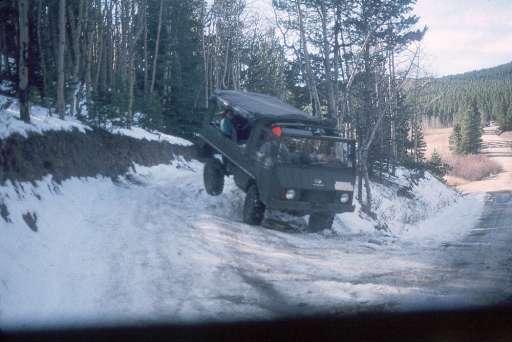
336, 169, 485, 244
111, 127, 193, 146
0, 161, 244, 329
0, 80, 14, 93
0, 95, 192, 147
0, 96, 90, 139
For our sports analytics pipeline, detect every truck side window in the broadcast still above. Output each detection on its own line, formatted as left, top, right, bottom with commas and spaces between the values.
255, 130, 279, 161
211, 108, 236, 141
210, 112, 222, 128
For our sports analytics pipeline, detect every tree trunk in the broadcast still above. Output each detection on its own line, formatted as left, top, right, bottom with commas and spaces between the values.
201, 4, 208, 108
143, 14, 149, 94
37, 0, 52, 115
0, 22, 4, 75
333, 5, 343, 128
68, 0, 84, 117
296, 0, 320, 116
84, 1, 93, 92
126, 1, 146, 127
127, 56, 135, 127
18, 0, 30, 123
319, 0, 337, 120
150, 0, 164, 95
57, 0, 66, 119
94, 0, 108, 91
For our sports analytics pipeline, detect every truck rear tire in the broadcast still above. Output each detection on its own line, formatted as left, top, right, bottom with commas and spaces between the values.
243, 185, 265, 225
308, 213, 335, 232
204, 158, 224, 196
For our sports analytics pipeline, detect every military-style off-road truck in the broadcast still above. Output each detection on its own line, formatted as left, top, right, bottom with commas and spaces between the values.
197, 90, 356, 232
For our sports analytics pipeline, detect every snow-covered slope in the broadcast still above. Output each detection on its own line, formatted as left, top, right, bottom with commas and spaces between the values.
0, 96, 89, 139
0, 157, 485, 330
0, 95, 192, 146
358, 170, 486, 244
110, 127, 192, 146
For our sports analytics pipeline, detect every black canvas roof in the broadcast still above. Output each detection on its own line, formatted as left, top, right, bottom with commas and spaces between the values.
213, 90, 323, 123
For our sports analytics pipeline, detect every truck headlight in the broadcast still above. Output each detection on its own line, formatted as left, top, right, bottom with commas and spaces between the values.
340, 193, 350, 203
285, 189, 296, 200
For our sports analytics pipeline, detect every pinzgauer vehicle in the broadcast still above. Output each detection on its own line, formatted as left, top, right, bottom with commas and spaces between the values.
197, 90, 356, 232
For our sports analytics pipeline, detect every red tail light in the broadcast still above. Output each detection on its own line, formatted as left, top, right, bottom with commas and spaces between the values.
272, 126, 282, 137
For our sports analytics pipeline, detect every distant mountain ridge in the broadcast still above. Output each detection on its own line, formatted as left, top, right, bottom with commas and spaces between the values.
441, 61, 512, 81
415, 62, 512, 129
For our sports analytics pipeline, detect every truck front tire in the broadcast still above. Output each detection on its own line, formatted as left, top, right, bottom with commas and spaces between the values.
243, 185, 265, 225
308, 213, 335, 232
204, 158, 224, 196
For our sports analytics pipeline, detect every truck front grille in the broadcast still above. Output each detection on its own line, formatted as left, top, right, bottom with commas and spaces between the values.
301, 190, 338, 204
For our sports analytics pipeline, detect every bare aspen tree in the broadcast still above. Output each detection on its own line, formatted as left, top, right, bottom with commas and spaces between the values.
149, 0, 164, 95
205, 0, 246, 91
143, 13, 149, 94
36, 1, 49, 110
296, 0, 321, 116
318, 0, 337, 120
201, 2, 209, 108
57, 0, 66, 119
68, 0, 85, 116
126, 0, 146, 127
18, 0, 30, 122
149, 0, 164, 94
83, 0, 93, 91
94, 1, 106, 90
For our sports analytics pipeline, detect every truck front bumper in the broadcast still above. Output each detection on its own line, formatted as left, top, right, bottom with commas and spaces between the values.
268, 199, 355, 215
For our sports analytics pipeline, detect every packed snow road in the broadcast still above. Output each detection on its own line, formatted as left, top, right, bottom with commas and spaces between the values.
0, 160, 510, 330
437, 191, 512, 304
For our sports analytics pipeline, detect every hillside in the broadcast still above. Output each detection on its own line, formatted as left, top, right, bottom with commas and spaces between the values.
443, 62, 512, 81
417, 62, 512, 129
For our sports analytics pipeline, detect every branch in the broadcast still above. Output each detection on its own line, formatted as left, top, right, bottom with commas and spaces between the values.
345, 31, 372, 91
396, 45, 420, 93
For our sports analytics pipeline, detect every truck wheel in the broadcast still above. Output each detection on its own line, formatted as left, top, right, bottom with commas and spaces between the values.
203, 158, 224, 196
308, 213, 335, 232
196, 141, 213, 158
243, 185, 265, 225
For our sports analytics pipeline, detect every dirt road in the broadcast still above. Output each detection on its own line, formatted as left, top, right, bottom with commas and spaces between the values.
425, 191, 512, 305
424, 128, 512, 193
457, 131, 512, 192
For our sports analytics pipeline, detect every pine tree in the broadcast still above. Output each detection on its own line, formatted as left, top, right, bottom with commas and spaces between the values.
411, 122, 427, 164
496, 99, 512, 131
429, 149, 449, 177
459, 100, 482, 154
449, 123, 462, 153
450, 100, 482, 154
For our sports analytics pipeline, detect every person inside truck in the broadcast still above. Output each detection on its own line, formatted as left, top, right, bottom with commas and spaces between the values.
258, 129, 291, 164
220, 109, 251, 144
220, 109, 235, 139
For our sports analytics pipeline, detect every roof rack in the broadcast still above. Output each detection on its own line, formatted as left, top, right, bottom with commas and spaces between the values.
211, 90, 327, 124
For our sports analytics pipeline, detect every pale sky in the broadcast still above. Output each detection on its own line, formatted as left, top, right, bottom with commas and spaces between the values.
247, 0, 511, 77
415, 0, 512, 76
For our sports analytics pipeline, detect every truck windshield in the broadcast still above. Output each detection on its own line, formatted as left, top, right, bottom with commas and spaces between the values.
278, 135, 353, 168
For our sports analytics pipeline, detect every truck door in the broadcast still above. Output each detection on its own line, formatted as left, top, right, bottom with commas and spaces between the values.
252, 128, 278, 205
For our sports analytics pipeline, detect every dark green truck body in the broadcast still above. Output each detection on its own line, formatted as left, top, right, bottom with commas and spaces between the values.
197, 90, 356, 229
